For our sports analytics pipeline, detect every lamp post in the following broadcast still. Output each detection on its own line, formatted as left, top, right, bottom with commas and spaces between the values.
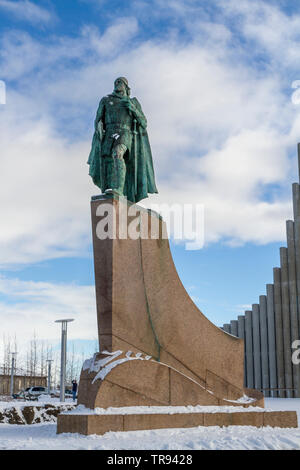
46, 359, 53, 395
55, 319, 74, 402
9, 352, 17, 396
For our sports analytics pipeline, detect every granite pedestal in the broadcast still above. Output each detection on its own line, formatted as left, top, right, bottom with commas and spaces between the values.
57, 194, 297, 434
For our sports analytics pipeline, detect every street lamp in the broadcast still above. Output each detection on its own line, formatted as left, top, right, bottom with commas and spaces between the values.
46, 359, 53, 395
55, 319, 74, 402
9, 352, 17, 396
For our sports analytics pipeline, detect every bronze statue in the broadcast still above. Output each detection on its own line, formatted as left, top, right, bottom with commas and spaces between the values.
88, 77, 158, 203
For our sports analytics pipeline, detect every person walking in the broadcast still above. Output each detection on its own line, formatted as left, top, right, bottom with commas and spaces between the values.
72, 379, 78, 402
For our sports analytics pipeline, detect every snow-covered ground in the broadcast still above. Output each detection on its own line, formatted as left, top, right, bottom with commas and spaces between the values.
0, 398, 299, 450
0, 397, 76, 408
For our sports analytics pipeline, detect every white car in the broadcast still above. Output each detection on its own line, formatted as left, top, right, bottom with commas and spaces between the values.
25, 386, 48, 400
51, 389, 73, 399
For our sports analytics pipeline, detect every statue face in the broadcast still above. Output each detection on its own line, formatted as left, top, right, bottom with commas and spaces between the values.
114, 78, 127, 96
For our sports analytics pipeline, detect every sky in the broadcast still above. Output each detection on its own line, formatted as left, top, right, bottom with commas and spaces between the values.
1, 0, 300, 364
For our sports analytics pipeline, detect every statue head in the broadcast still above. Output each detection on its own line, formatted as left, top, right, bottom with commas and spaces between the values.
114, 77, 131, 97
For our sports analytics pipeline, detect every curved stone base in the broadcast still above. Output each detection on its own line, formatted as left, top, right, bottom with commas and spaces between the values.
62, 193, 274, 437
77, 351, 264, 409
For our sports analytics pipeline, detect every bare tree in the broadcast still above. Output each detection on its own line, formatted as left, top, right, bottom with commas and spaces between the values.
2, 334, 11, 375
39, 340, 46, 377
0, 331, 91, 392
27, 332, 38, 378
13, 333, 18, 371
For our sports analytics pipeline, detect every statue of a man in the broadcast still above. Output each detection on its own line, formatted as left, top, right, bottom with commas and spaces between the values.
87, 77, 158, 203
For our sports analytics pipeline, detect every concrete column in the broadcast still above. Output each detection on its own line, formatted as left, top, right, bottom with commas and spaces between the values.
245, 311, 254, 389
273, 267, 285, 397
298, 143, 300, 183
252, 304, 262, 391
237, 316, 245, 339
223, 324, 231, 333
230, 320, 238, 337
47, 360, 53, 395
292, 182, 300, 220
238, 315, 246, 387
259, 295, 270, 397
286, 220, 300, 397
60, 325, 66, 403
292, 183, 300, 333
266, 284, 277, 397
292, 181, 300, 397
9, 354, 16, 397
280, 247, 294, 398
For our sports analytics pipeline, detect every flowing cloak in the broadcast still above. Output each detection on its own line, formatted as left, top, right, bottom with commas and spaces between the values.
87, 96, 158, 204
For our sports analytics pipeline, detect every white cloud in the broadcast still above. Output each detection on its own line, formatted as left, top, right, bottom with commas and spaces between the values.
0, 276, 97, 348
236, 304, 252, 312
0, 97, 94, 266
219, 0, 300, 69
0, 0, 54, 24
86, 17, 138, 56
1, 4, 300, 269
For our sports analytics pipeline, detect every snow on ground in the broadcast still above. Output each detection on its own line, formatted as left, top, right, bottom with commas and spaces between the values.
0, 421, 300, 450
65, 403, 289, 415
0, 397, 76, 409
0, 398, 299, 450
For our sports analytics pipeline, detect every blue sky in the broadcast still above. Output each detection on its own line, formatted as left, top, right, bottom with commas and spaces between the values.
1, 0, 300, 362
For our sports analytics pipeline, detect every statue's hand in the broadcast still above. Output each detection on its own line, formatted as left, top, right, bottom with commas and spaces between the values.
121, 98, 134, 112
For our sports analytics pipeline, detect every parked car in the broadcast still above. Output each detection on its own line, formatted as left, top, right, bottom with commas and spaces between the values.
51, 388, 73, 399
25, 386, 48, 401
12, 390, 28, 400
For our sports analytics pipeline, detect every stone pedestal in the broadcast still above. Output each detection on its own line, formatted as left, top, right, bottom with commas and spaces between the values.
57, 193, 297, 434
57, 409, 298, 435
90, 193, 245, 387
